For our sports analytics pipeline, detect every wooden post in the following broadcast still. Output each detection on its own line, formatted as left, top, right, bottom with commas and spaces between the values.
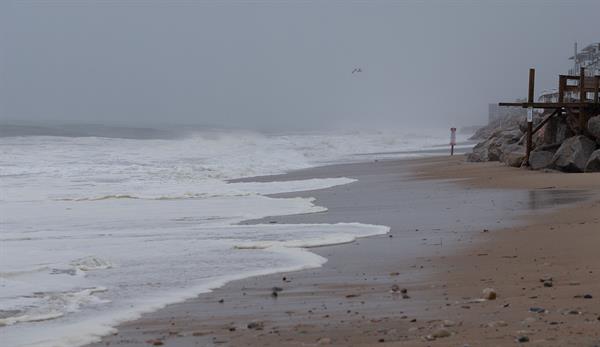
558, 75, 565, 103
595, 76, 599, 104
528, 68, 536, 103
450, 127, 456, 156
526, 68, 535, 166
579, 67, 587, 134
579, 67, 586, 102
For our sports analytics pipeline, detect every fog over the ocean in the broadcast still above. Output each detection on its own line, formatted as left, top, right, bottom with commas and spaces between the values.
1, 1, 599, 131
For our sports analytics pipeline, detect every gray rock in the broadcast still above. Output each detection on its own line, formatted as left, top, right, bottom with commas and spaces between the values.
316, 337, 332, 345
442, 320, 456, 327
487, 320, 508, 328
468, 132, 520, 163
498, 128, 523, 144
529, 307, 546, 313
500, 143, 525, 167
588, 116, 600, 143
482, 288, 497, 300
432, 327, 451, 338
552, 135, 597, 172
529, 151, 554, 170
585, 149, 600, 173
247, 321, 265, 330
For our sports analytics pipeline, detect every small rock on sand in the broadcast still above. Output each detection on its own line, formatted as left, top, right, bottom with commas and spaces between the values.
516, 336, 529, 343
487, 320, 508, 328
425, 327, 452, 341
433, 328, 451, 338
521, 317, 536, 326
482, 288, 497, 300
529, 307, 546, 314
316, 337, 332, 345
247, 321, 265, 330
442, 320, 456, 327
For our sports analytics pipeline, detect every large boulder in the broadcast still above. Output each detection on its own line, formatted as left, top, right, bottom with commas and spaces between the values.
588, 116, 600, 144
552, 135, 597, 172
467, 140, 489, 162
585, 149, 600, 172
529, 150, 554, 170
468, 136, 501, 162
500, 143, 525, 167
498, 128, 523, 144
467, 128, 524, 163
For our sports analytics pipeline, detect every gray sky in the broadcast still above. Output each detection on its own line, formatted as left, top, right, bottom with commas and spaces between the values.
1, 0, 599, 131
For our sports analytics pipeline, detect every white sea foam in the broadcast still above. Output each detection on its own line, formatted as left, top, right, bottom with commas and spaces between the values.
0, 129, 470, 347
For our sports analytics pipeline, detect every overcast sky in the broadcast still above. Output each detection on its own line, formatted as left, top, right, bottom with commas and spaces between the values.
1, 0, 599, 131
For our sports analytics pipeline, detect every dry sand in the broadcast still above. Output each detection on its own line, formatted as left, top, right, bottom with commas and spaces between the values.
88, 156, 600, 347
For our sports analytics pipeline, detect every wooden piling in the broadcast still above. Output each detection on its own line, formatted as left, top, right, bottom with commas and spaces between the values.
579, 67, 587, 133
526, 68, 535, 166
595, 76, 599, 104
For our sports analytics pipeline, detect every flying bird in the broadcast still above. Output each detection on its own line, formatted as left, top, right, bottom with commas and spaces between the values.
352, 68, 362, 74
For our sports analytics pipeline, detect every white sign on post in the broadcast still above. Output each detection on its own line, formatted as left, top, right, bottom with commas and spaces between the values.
527, 107, 533, 123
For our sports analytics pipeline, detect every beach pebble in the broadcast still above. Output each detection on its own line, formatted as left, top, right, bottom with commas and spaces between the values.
584, 294, 593, 299
247, 321, 265, 330
146, 339, 163, 346
316, 337, 332, 345
426, 327, 451, 340
487, 320, 508, 328
521, 317, 536, 326
516, 336, 530, 343
529, 307, 546, 314
442, 320, 456, 327
543, 281, 553, 287
482, 288, 497, 300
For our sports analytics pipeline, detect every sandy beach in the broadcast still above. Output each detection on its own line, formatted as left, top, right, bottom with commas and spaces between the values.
87, 156, 600, 347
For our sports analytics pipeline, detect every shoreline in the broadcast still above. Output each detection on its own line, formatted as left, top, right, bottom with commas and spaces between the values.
88, 156, 600, 346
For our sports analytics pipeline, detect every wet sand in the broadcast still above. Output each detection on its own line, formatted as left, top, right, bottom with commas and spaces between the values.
88, 156, 600, 347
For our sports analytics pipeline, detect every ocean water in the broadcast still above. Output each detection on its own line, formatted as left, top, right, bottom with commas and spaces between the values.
0, 128, 470, 347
